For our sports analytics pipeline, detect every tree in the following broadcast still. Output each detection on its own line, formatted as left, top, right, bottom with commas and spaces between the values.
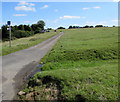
31, 24, 43, 34
18, 25, 24, 30
2, 25, 9, 39
31, 20, 45, 34
34, 27, 42, 34
73, 26, 76, 29
90, 26, 94, 28
83, 25, 89, 28
24, 25, 32, 31
13, 30, 33, 38
0, 29, 2, 40
47, 28, 52, 30
57, 27, 65, 29
68, 26, 73, 29
13, 25, 18, 30
37, 20, 45, 30
95, 25, 103, 27
76, 26, 80, 28
31, 24, 38, 31
2, 20, 46, 40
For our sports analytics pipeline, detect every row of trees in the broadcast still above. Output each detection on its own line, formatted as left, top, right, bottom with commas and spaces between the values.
68, 25, 109, 29
56, 25, 112, 30
1, 21, 117, 41
2, 20, 45, 40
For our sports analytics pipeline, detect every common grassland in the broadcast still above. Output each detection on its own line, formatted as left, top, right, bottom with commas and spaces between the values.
1, 31, 57, 56
19, 27, 118, 101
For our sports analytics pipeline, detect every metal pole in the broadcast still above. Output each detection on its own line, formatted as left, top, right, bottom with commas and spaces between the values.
9, 25, 11, 47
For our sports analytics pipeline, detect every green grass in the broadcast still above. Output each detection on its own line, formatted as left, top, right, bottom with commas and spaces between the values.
34, 60, 118, 100
41, 27, 118, 63
19, 27, 118, 101
1, 31, 58, 56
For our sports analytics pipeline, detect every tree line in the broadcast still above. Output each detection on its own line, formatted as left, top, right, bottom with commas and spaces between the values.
1, 20, 45, 40
57, 25, 116, 30
1, 20, 117, 41
68, 25, 109, 29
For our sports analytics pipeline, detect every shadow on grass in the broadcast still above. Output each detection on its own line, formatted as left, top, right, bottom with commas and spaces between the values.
28, 75, 87, 101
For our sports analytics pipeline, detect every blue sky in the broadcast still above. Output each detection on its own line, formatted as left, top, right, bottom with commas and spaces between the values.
2, 1, 119, 29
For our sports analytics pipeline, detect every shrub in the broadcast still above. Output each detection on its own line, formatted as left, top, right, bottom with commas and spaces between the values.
95, 25, 103, 27
34, 30, 40, 34
13, 30, 34, 38
57, 27, 66, 29
2, 25, 9, 39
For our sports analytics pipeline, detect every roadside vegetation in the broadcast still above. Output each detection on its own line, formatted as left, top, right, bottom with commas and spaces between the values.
2, 20, 46, 41
1, 31, 58, 56
1, 20, 59, 56
19, 27, 118, 101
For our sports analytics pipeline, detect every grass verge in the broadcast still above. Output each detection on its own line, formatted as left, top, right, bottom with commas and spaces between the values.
1, 31, 58, 56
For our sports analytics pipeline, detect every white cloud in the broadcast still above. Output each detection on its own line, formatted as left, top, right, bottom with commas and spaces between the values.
113, 0, 120, 2
15, 5, 36, 11
83, 6, 101, 10
18, 1, 29, 5
93, 6, 101, 9
112, 20, 120, 22
40, 5, 49, 9
52, 15, 81, 23
13, 14, 27, 16
18, 1, 35, 6
59, 15, 80, 19
15, 1, 36, 11
82, 8, 90, 10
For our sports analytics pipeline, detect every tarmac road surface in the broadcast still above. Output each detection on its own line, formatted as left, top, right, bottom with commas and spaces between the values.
0, 32, 64, 101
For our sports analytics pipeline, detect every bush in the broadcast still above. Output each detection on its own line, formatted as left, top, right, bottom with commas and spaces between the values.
34, 30, 40, 34
57, 27, 66, 29
95, 25, 103, 27
2, 25, 9, 39
13, 30, 34, 38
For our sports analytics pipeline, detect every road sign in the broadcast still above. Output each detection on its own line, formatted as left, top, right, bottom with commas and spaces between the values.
7, 21, 11, 26
7, 21, 12, 47
7, 27, 11, 31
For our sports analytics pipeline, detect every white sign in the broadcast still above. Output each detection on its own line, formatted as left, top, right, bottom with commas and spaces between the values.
7, 27, 11, 31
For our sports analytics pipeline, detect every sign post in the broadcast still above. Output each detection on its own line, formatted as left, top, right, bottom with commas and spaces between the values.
7, 21, 11, 47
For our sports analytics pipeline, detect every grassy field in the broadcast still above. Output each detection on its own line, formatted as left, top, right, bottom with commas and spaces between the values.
1, 31, 58, 56
19, 27, 118, 101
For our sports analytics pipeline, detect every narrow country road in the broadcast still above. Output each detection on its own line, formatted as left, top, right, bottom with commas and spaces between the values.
0, 32, 64, 101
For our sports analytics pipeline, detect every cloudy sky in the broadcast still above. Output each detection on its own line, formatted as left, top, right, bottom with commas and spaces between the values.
1, 0, 119, 29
